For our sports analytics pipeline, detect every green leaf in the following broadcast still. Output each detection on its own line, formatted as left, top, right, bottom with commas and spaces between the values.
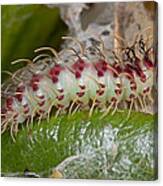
1, 110, 157, 180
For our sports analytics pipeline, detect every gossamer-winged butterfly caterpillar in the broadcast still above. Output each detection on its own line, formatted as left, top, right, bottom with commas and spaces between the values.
1, 30, 157, 142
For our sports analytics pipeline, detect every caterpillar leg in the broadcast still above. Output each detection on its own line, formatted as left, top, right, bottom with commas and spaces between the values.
111, 102, 118, 116
1, 120, 8, 134
1, 116, 13, 134
14, 122, 19, 135
38, 114, 44, 125
47, 101, 56, 122
68, 98, 78, 116
47, 106, 53, 123
10, 122, 16, 142
30, 106, 39, 124
30, 112, 35, 125
72, 104, 81, 116
25, 117, 30, 130
55, 108, 62, 118
100, 101, 115, 119
134, 99, 139, 111
89, 97, 97, 118
142, 95, 147, 113
126, 98, 134, 120
137, 95, 144, 111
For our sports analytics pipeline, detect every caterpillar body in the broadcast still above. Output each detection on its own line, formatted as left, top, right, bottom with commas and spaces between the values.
1, 34, 156, 141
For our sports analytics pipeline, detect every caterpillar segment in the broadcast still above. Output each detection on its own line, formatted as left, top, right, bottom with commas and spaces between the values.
1, 35, 156, 141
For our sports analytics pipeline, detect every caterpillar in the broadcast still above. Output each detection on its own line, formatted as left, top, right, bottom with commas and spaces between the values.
1, 33, 156, 142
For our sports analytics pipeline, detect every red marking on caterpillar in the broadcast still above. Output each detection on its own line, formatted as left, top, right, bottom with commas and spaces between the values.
6, 97, 14, 111
1, 35, 156, 142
